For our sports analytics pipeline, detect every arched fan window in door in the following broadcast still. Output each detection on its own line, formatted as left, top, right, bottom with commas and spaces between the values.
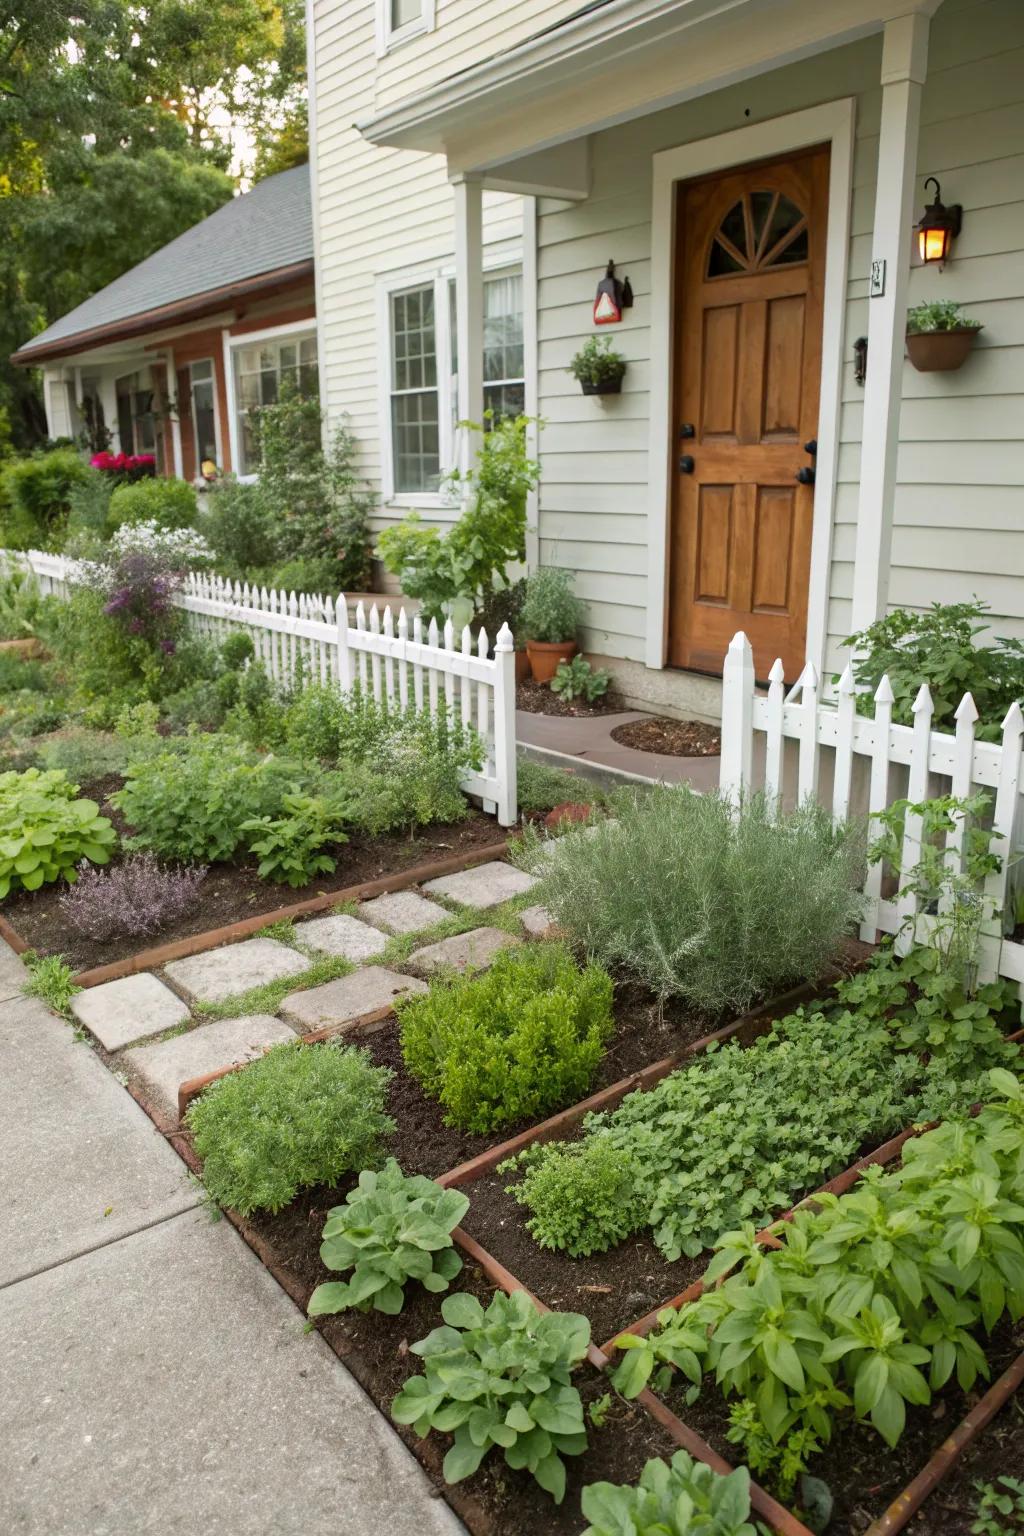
706, 190, 808, 278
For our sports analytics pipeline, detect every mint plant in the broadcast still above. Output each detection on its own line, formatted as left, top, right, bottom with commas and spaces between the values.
392, 1289, 590, 1502
611, 1071, 1024, 1498
500, 1138, 640, 1257
582, 1452, 762, 1535
0, 767, 116, 896
307, 1160, 469, 1317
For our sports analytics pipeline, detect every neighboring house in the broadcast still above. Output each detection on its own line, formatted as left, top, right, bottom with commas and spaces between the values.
11, 167, 316, 483
308, 0, 1024, 720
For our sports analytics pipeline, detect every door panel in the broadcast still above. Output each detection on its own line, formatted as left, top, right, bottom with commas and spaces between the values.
668, 145, 828, 679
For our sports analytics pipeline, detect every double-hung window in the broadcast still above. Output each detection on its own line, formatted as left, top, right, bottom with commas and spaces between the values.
385, 267, 524, 498
232, 331, 317, 475
189, 359, 219, 469
377, 0, 434, 54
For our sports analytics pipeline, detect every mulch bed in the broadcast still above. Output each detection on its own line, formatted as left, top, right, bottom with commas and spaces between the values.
610, 716, 721, 757
3, 776, 507, 970
516, 679, 622, 717
651, 1316, 1024, 1535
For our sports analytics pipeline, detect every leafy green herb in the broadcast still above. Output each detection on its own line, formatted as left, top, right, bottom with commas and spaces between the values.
307, 1160, 468, 1317
242, 787, 349, 886
500, 1138, 640, 1257
0, 767, 116, 897
581, 1451, 762, 1535
392, 1289, 590, 1502
550, 655, 611, 704
972, 1476, 1024, 1535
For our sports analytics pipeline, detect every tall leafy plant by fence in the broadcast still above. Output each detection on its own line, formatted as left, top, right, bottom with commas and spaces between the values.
720, 629, 1024, 991
5, 550, 518, 826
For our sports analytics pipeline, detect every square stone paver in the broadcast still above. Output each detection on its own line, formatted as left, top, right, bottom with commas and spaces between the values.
164, 937, 311, 1006
422, 860, 538, 909
294, 912, 389, 962
70, 972, 191, 1052
280, 967, 427, 1034
123, 1014, 298, 1121
359, 889, 449, 935
520, 904, 558, 939
406, 926, 520, 977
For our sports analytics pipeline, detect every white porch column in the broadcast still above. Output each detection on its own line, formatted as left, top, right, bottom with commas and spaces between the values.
850, 12, 930, 632
166, 355, 184, 479
99, 372, 120, 453
452, 172, 484, 471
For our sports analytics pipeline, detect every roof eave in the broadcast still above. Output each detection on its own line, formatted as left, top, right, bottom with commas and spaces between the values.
11, 259, 315, 368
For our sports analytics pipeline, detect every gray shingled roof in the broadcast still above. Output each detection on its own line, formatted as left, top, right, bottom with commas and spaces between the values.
18, 164, 313, 357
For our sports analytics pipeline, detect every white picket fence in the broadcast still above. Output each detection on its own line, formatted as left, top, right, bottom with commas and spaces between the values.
4, 550, 517, 825
720, 629, 1024, 992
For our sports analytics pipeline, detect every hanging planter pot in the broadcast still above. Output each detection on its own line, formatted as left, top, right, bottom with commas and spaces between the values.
580, 375, 625, 396
568, 336, 627, 398
905, 325, 982, 372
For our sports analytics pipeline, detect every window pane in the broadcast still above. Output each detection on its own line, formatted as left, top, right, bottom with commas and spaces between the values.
392, 391, 440, 493
391, 286, 436, 392
483, 274, 524, 384
483, 382, 526, 425
300, 336, 317, 366
391, 0, 421, 27
191, 359, 213, 383
278, 343, 296, 370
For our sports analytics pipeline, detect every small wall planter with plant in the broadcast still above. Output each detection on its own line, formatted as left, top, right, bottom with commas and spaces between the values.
905, 300, 983, 372
520, 566, 586, 682
568, 336, 627, 396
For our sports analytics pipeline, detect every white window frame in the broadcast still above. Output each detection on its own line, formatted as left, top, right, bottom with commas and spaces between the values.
188, 357, 223, 480
222, 319, 318, 481
375, 0, 435, 57
377, 252, 523, 510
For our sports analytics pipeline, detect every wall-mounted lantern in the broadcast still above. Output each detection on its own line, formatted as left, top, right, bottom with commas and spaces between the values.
593, 260, 633, 325
916, 177, 962, 268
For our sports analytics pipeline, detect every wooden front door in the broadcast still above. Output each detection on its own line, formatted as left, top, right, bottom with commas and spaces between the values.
668, 145, 828, 679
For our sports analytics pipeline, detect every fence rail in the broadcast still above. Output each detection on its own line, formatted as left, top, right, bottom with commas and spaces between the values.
4, 551, 517, 826
720, 629, 1024, 995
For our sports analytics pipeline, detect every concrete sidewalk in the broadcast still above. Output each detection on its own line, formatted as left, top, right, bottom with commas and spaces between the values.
0, 945, 464, 1536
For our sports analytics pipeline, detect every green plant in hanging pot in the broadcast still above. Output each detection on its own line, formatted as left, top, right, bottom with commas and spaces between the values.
568, 335, 627, 396
905, 300, 983, 372
520, 566, 585, 682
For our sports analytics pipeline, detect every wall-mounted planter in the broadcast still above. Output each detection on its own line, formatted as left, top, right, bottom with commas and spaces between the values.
905, 325, 982, 372
580, 374, 625, 396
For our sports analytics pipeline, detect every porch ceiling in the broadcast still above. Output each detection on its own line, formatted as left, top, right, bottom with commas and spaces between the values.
358, 0, 943, 182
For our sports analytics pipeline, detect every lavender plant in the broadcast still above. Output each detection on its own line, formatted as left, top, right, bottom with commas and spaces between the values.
58, 852, 207, 942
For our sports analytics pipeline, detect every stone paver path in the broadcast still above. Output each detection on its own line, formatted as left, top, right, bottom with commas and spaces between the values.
520, 904, 557, 938
280, 966, 427, 1032
359, 889, 449, 934
423, 860, 538, 909
164, 935, 311, 1006
70, 971, 190, 1051
123, 1014, 297, 1120
405, 926, 520, 977
0, 957, 463, 1536
295, 912, 389, 961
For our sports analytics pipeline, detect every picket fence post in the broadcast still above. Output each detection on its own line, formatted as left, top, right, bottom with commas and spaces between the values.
720, 631, 754, 806
493, 623, 517, 827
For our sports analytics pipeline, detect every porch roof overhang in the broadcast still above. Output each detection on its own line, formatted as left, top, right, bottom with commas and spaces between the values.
10, 260, 315, 369
358, 0, 942, 182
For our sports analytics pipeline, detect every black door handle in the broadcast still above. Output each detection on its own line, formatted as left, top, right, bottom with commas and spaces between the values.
803, 438, 818, 456
679, 423, 695, 439
795, 466, 816, 485
679, 455, 695, 474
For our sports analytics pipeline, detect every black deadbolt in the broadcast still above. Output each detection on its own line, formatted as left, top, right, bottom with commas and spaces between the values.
679, 455, 695, 474
679, 423, 695, 439
803, 438, 818, 456
795, 466, 816, 485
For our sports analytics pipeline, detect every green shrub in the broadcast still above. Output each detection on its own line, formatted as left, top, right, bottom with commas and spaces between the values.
34, 729, 128, 783
114, 734, 303, 862
0, 651, 47, 694
392, 1289, 590, 1501
399, 942, 614, 1132
516, 754, 598, 814
242, 786, 351, 886
535, 787, 865, 1014
840, 600, 1024, 741
65, 470, 113, 544
201, 476, 281, 578
0, 566, 41, 640
501, 1137, 639, 1257
582, 1452, 758, 1536
107, 476, 197, 534
0, 449, 91, 549
586, 947, 1015, 1262
186, 1040, 395, 1214
265, 555, 342, 596
0, 767, 116, 896
308, 1160, 469, 1317
520, 566, 584, 644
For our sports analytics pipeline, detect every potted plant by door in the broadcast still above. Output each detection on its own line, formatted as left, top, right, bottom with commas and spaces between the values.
568, 335, 627, 396
905, 300, 983, 372
521, 567, 585, 682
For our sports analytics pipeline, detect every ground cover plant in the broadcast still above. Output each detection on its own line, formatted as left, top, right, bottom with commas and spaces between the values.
58, 852, 206, 942
0, 767, 116, 896
398, 941, 614, 1132
500, 944, 1019, 1264
611, 1070, 1024, 1503
516, 754, 599, 815
392, 1288, 590, 1502
531, 787, 865, 1014
307, 1160, 469, 1317
973, 1477, 1024, 1535
186, 1040, 394, 1215
581, 1451, 760, 1536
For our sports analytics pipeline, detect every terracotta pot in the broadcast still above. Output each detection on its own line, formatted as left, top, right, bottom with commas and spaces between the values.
526, 638, 577, 682
905, 326, 981, 372
514, 650, 531, 686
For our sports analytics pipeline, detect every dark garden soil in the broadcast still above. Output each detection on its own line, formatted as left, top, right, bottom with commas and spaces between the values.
3, 784, 507, 970
610, 716, 722, 757
516, 679, 622, 717
651, 1316, 1024, 1536
904, 1380, 1024, 1534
